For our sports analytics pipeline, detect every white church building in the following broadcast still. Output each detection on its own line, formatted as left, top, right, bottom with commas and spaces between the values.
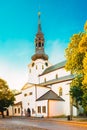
9, 13, 77, 117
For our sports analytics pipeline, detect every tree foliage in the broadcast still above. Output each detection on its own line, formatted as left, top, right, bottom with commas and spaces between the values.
0, 78, 15, 117
65, 33, 85, 74
70, 76, 83, 107
65, 21, 87, 114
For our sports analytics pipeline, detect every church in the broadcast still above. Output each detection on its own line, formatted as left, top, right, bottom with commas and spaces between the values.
9, 12, 77, 117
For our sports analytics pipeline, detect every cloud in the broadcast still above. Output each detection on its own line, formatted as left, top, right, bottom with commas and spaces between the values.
0, 39, 67, 90
0, 39, 33, 90
46, 39, 66, 64
0, 60, 28, 90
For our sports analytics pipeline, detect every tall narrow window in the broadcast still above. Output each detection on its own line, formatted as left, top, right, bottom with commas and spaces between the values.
56, 74, 58, 79
42, 65, 44, 69
32, 62, 35, 67
42, 43, 44, 47
32, 109, 35, 114
15, 108, 17, 114
36, 65, 38, 70
18, 108, 20, 113
59, 87, 63, 96
39, 42, 41, 47
36, 43, 38, 47
42, 106, 46, 113
44, 78, 46, 82
37, 106, 41, 113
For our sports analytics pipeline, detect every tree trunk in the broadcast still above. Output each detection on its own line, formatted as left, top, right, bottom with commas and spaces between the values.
1, 111, 4, 118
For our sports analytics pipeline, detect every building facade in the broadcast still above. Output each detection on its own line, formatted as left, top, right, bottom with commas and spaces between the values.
9, 12, 77, 117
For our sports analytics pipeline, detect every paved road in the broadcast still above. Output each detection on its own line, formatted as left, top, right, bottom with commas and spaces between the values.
0, 117, 87, 130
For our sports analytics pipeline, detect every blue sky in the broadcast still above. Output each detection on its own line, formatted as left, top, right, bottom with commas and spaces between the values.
0, 0, 87, 90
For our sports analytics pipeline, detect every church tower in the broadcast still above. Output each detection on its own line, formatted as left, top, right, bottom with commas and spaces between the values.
28, 12, 51, 84
31, 12, 48, 61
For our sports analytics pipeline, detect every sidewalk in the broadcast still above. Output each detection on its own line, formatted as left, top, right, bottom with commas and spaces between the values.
45, 117, 87, 127
28, 116, 87, 127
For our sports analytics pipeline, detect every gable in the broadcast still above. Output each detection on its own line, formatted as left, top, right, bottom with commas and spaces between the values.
36, 90, 64, 101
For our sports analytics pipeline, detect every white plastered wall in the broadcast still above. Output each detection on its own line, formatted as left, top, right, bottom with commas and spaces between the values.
40, 68, 70, 83
49, 100, 64, 117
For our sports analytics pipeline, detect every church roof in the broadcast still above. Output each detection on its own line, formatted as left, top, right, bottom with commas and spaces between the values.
39, 74, 74, 86
32, 53, 48, 61
36, 90, 64, 101
21, 83, 33, 90
40, 60, 66, 76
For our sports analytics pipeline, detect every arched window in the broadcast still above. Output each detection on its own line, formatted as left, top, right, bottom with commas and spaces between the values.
39, 42, 41, 47
56, 74, 58, 79
42, 43, 44, 47
45, 62, 48, 66
32, 62, 35, 67
59, 87, 62, 96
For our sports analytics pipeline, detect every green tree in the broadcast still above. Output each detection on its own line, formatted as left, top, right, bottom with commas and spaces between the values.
70, 76, 83, 108
0, 78, 15, 118
65, 21, 87, 114
82, 52, 87, 113
65, 33, 85, 75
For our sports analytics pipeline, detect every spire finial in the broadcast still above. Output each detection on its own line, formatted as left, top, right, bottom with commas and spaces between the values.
38, 11, 41, 16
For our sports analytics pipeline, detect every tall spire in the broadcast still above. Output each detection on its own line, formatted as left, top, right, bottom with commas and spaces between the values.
38, 12, 42, 33
31, 12, 48, 61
